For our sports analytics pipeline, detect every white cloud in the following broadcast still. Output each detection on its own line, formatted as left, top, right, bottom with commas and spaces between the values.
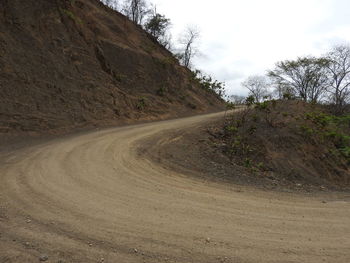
152, 0, 350, 96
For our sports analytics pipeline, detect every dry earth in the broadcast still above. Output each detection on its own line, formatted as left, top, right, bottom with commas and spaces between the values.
0, 112, 350, 263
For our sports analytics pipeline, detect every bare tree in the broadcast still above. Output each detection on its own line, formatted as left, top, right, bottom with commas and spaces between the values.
268, 57, 329, 103
122, 0, 151, 25
272, 82, 295, 100
230, 95, 246, 105
325, 44, 350, 113
178, 26, 200, 68
242, 75, 270, 103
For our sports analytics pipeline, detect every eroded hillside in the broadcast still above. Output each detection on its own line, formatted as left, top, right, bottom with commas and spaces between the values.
0, 0, 224, 136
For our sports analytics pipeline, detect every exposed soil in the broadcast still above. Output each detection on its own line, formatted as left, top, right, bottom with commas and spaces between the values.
0, 0, 224, 143
141, 102, 350, 193
1, 112, 349, 263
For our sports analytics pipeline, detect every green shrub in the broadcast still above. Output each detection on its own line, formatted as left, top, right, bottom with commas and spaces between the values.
245, 96, 255, 106
60, 8, 83, 25
244, 158, 253, 168
156, 87, 167, 96
136, 97, 147, 110
225, 125, 238, 134
188, 102, 197, 109
248, 126, 257, 134
226, 102, 236, 110
113, 72, 126, 82
255, 101, 270, 111
283, 93, 294, 100
340, 147, 350, 162
300, 125, 315, 136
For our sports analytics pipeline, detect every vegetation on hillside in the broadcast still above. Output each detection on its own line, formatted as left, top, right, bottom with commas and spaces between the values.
99, 0, 226, 99
0, 0, 225, 135
220, 98, 350, 188
221, 44, 350, 188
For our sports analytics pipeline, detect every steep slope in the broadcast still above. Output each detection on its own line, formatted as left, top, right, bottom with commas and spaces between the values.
0, 0, 224, 136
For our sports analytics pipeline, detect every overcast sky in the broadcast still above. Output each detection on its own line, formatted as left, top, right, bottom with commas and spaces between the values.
151, 0, 350, 96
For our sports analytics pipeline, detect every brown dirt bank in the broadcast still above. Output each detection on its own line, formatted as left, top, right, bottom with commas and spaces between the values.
139, 112, 350, 193
0, 0, 224, 144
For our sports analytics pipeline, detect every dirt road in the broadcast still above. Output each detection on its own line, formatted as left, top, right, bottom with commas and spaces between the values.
0, 112, 349, 263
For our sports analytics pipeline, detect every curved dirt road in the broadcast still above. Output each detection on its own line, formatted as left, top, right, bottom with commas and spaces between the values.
0, 112, 350, 263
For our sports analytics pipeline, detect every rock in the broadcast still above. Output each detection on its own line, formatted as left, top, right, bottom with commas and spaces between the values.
89, 243, 93, 247
100, 258, 105, 262
134, 248, 138, 253
39, 255, 49, 261
206, 237, 211, 243
26, 219, 31, 223
322, 200, 327, 204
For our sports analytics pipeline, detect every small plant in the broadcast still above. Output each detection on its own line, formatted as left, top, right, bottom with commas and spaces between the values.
245, 95, 255, 106
142, 43, 155, 54
252, 114, 259, 122
325, 131, 350, 148
188, 102, 197, 109
340, 147, 350, 163
113, 72, 126, 82
226, 102, 236, 110
254, 100, 277, 127
248, 126, 257, 134
136, 97, 147, 110
257, 162, 265, 170
161, 57, 176, 66
186, 84, 193, 90
300, 125, 315, 136
189, 70, 226, 99
283, 92, 294, 100
225, 125, 238, 134
156, 87, 167, 96
305, 112, 333, 127
255, 101, 270, 111
244, 158, 253, 168
60, 8, 83, 25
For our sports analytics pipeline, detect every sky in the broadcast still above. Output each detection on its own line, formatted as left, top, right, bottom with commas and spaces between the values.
150, 0, 350, 96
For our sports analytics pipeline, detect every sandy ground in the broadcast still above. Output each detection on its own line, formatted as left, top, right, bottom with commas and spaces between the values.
0, 112, 349, 263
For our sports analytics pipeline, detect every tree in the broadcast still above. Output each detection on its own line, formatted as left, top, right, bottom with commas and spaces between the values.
268, 57, 329, 103
325, 44, 350, 113
307, 59, 330, 103
230, 95, 246, 105
122, 0, 151, 25
178, 26, 200, 68
145, 9, 171, 48
273, 82, 295, 100
242, 75, 270, 103
191, 70, 226, 98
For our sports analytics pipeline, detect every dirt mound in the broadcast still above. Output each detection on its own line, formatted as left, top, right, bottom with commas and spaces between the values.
218, 101, 350, 189
0, 0, 224, 138
144, 102, 350, 192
